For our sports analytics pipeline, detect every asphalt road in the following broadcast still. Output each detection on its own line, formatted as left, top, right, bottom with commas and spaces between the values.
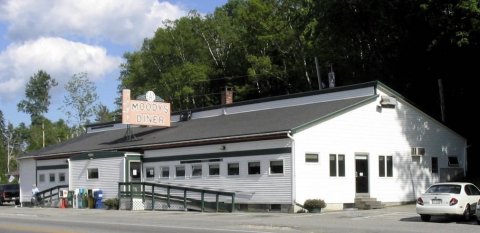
0, 204, 478, 233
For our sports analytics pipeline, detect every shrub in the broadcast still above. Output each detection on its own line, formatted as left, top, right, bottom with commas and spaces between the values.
303, 199, 326, 212
104, 198, 119, 210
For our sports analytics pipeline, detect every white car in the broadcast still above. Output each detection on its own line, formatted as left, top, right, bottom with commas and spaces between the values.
476, 199, 480, 224
416, 182, 480, 222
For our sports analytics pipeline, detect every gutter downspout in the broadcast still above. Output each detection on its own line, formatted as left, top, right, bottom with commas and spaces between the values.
287, 131, 296, 212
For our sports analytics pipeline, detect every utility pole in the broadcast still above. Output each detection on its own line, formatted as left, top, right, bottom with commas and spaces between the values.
315, 57, 322, 90
438, 79, 446, 123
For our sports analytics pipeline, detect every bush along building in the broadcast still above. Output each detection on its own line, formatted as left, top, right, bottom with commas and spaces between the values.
17, 81, 467, 212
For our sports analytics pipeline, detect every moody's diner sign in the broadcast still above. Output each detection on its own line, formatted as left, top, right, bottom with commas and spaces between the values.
122, 89, 171, 127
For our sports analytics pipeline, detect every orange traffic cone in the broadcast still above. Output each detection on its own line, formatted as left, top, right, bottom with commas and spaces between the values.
60, 198, 66, 208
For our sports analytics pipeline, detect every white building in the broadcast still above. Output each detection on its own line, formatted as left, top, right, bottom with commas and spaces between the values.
17, 81, 467, 212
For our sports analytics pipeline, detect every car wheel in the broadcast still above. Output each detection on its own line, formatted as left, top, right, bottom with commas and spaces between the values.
463, 205, 471, 221
420, 214, 431, 222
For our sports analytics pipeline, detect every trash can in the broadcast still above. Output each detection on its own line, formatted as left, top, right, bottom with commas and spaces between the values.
67, 191, 74, 208
77, 188, 84, 209
94, 190, 103, 209
87, 189, 94, 209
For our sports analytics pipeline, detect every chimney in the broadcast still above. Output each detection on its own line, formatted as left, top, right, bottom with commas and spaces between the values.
221, 86, 233, 105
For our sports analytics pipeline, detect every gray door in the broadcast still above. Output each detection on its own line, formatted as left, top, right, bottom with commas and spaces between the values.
355, 155, 369, 193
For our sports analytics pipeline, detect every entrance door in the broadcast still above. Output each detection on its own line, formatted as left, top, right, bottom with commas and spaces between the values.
128, 161, 142, 194
355, 155, 369, 193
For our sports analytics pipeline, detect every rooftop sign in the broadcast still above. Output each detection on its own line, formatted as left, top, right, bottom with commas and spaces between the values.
122, 89, 171, 127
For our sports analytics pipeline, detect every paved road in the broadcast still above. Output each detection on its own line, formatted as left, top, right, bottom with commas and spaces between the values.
0, 204, 478, 233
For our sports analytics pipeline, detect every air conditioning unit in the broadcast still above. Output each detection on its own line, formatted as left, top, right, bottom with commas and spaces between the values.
411, 147, 425, 156
59, 190, 68, 198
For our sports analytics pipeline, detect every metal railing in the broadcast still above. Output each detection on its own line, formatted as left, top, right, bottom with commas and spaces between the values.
118, 182, 236, 212
36, 185, 69, 206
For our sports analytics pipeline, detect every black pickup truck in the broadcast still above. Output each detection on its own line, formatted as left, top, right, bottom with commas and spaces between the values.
0, 183, 20, 205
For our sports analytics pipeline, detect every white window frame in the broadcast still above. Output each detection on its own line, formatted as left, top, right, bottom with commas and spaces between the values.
49, 173, 56, 183
39, 174, 45, 183
87, 168, 99, 180
160, 166, 170, 179
146, 167, 155, 179
208, 163, 220, 177
269, 160, 284, 175
305, 153, 319, 163
175, 165, 185, 179
227, 162, 240, 176
248, 161, 261, 175
59, 172, 66, 183
191, 164, 202, 178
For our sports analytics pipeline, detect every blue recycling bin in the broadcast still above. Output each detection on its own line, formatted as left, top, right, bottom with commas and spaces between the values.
94, 190, 103, 209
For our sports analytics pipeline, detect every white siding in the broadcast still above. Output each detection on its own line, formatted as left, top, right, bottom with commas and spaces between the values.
70, 157, 124, 200
19, 158, 36, 204
294, 89, 466, 206
36, 158, 69, 193
143, 139, 293, 204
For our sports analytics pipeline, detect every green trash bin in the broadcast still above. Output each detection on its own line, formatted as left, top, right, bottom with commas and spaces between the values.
67, 191, 74, 208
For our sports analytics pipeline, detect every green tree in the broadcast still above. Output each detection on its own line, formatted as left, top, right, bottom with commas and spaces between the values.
95, 104, 115, 123
61, 72, 99, 132
17, 70, 58, 125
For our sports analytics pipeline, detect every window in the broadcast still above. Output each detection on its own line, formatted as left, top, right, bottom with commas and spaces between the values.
305, 153, 319, 163
431, 157, 438, 174
330, 154, 345, 177
175, 166, 185, 178
448, 156, 459, 167
379, 156, 393, 177
386, 156, 393, 177
228, 163, 239, 176
379, 156, 385, 177
59, 173, 66, 182
88, 168, 99, 179
209, 164, 220, 176
329, 154, 336, 176
270, 160, 284, 174
49, 173, 55, 182
466, 185, 480, 196
39, 174, 45, 183
191, 164, 202, 177
338, 155, 345, 176
146, 167, 155, 179
160, 167, 169, 178
248, 162, 261, 175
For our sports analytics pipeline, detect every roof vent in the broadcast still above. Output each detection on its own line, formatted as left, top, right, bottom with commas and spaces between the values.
380, 95, 397, 108
180, 111, 192, 121
411, 147, 425, 156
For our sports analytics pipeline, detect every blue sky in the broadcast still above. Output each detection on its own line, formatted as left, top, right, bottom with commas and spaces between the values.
0, 0, 228, 126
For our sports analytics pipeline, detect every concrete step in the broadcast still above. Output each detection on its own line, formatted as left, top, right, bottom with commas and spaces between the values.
354, 197, 385, 210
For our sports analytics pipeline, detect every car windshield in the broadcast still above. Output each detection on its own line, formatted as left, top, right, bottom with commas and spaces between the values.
426, 184, 461, 194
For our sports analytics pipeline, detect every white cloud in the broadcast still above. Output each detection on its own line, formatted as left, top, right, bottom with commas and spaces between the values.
0, 37, 121, 101
0, 0, 187, 45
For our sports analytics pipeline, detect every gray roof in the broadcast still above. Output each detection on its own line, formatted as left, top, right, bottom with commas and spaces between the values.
20, 96, 374, 159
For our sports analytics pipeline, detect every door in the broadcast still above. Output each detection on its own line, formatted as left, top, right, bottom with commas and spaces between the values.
355, 155, 369, 193
128, 161, 142, 194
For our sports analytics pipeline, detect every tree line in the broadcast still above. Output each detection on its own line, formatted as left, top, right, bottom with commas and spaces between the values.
0, 71, 116, 182
119, 0, 479, 175
2, 0, 478, 180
